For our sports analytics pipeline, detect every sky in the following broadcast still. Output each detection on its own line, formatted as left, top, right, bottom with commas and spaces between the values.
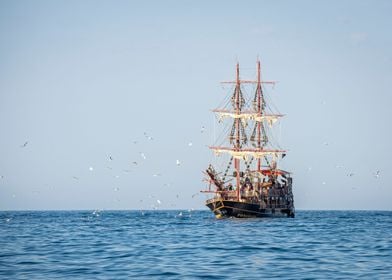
0, 0, 391, 210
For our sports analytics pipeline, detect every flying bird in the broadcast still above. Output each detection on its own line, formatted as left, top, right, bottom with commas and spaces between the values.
144, 132, 153, 140
20, 141, 28, 148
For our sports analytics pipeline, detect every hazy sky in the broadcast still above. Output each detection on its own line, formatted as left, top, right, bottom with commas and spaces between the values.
1, 0, 391, 210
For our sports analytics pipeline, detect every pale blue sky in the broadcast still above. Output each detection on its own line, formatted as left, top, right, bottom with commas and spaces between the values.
1, 0, 391, 210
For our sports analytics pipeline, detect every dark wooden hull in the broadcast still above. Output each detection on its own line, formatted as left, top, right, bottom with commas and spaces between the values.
206, 199, 295, 219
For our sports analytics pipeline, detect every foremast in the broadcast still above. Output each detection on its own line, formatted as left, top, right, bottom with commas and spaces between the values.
208, 60, 287, 200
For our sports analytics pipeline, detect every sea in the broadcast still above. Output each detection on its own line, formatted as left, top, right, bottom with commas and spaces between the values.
0, 210, 391, 279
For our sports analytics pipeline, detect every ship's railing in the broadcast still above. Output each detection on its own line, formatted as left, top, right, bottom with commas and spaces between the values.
207, 193, 294, 209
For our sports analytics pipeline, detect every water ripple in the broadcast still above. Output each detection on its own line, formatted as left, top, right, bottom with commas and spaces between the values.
0, 210, 391, 279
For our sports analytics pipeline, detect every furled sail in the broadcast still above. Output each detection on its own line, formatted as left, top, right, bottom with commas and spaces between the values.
213, 109, 283, 127
209, 146, 286, 159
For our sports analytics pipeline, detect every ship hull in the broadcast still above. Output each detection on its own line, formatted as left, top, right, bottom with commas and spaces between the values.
206, 199, 295, 219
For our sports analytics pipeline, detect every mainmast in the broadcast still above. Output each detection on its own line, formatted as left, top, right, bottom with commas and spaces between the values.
234, 62, 241, 200
256, 60, 262, 171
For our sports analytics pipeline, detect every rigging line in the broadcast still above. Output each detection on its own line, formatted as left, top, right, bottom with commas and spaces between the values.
213, 115, 234, 147
263, 86, 281, 115
222, 156, 234, 182
212, 112, 216, 148
242, 85, 254, 111
279, 120, 282, 151
217, 84, 235, 109
264, 121, 282, 150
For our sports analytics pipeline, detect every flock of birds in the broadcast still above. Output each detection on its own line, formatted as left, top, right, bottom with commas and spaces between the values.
0, 123, 384, 215
1, 128, 207, 213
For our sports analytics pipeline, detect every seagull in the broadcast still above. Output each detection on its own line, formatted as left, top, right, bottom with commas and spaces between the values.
89, 167, 94, 171
373, 170, 380, 178
109, 156, 113, 161
114, 187, 120, 192
144, 132, 153, 140
188, 142, 193, 147
72, 176, 79, 180
192, 193, 199, 198
20, 141, 28, 148
347, 173, 354, 177
201, 126, 205, 133
152, 173, 162, 177
132, 161, 138, 165
176, 159, 181, 166
156, 199, 161, 205
140, 153, 146, 160
0, 175, 4, 179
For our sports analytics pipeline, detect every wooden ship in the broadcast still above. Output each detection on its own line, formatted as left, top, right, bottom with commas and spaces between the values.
202, 60, 295, 218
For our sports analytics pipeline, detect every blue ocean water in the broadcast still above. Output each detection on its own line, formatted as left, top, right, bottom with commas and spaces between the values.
0, 210, 391, 279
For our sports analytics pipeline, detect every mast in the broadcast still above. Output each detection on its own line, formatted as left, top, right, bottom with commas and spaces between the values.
234, 62, 241, 200
256, 60, 262, 171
